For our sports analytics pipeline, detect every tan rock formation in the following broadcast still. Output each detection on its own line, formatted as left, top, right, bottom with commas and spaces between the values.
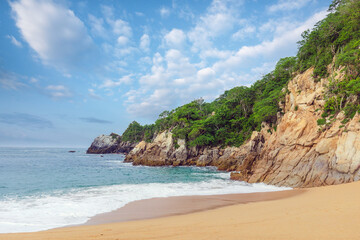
232, 68, 360, 187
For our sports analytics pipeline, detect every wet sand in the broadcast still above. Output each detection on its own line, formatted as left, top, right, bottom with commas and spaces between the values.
85, 189, 300, 225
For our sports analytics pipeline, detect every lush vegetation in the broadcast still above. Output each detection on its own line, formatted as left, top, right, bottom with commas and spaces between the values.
121, 121, 145, 143
121, 0, 359, 146
311, 0, 359, 128
121, 121, 156, 143
317, 75, 360, 129
296, 0, 359, 78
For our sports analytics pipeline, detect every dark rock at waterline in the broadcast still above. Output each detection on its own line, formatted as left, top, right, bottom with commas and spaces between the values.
87, 134, 136, 154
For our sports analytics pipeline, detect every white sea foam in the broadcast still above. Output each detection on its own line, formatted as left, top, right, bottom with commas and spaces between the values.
0, 172, 291, 233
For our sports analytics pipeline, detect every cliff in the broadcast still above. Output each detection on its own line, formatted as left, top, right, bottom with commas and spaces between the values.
125, 68, 360, 187
87, 134, 136, 154
231, 68, 360, 187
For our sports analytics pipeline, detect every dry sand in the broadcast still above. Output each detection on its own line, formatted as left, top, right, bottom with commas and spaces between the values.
2, 180, 360, 240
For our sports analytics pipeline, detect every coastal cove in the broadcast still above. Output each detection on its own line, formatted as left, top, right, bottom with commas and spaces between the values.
0, 0, 359, 238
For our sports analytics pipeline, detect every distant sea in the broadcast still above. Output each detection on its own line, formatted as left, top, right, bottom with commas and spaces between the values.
0, 147, 290, 233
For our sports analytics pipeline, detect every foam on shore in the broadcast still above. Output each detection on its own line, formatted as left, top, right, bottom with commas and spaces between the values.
0, 172, 290, 233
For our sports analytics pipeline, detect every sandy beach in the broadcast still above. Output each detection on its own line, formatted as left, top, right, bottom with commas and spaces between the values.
2, 180, 360, 240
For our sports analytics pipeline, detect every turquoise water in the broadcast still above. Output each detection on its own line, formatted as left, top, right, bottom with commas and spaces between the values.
0, 147, 289, 233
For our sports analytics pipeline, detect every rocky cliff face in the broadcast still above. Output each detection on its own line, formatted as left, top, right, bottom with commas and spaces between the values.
87, 134, 136, 154
231, 68, 360, 187
125, 68, 360, 188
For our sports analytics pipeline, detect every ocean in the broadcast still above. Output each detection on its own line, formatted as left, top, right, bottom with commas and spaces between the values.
0, 147, 290, 233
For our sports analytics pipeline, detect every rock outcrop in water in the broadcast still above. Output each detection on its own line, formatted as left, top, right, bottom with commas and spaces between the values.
124, 128, 269, 170
87, 134, 136, 154
125, 68, 360, 187
124, 129, 267, 170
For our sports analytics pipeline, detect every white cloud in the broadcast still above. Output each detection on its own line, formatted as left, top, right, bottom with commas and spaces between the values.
7, 35, 22, 47
30, 77, 38, 83
104, 60, 128, 75
173, 78, 187, 86
45, 85, 72, 98
88, 88, 102, 100
164, 29, 186, 49
197, 67, 216, 82
10, 0, 94, 71
118, 75, 132, 85
126, 88, 176, 118
88, 14, 107, 38
100, 75, 133, 88
63, 73, 72, 78
101, 5, 114, 19
117, 36, 129, 46
203, 12, 234, 35
232, 25, 256, 40
113, 19, 132, 37
100, 79, 121, 88
200, 49, 233, 59
258, 18, 300, 38
114, 46, 137, 57
268, 0, 313, 13
213, 10, 328, 72
165, 49, 197, 79
160, 7, 170, 18
188, 0, 239, 53
139, 56, 152, 65
140, 34, 150, 52
0, 70, 25, 90
139, 58, 168, 86
178, 5, 195, 21
97, 10, 134, 58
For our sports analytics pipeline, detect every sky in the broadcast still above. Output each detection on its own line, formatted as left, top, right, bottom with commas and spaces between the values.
0, 0, 332, 147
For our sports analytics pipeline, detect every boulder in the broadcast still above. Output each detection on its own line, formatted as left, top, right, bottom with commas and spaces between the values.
87, 134, 136, 154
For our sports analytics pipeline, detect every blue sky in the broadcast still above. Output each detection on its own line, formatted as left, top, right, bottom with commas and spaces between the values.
0, 0, 332, 147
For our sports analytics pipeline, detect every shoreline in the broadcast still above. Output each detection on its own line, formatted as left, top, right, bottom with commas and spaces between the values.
2, 181, 360, 239
1, 188, 300, 236
84, 189, 301, 225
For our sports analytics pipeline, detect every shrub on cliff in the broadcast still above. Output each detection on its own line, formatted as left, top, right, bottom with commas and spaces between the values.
297, 0, 359, 78
121, 121, 144, 143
